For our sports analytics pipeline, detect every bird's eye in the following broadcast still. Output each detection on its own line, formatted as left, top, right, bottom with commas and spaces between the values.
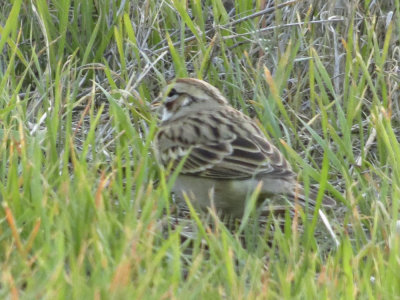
168, 88, 177, 97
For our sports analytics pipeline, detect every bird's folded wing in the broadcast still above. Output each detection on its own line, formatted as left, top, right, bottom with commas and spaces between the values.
156, 111, 295, 180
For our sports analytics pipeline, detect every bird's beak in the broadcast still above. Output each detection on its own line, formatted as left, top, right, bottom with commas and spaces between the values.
150, 96, 162, 112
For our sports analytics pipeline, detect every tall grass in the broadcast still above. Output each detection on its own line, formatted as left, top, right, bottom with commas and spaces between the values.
0, 0, 399, 298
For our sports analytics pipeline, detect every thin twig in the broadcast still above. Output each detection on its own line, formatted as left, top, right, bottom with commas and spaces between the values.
221, 18, 345, 40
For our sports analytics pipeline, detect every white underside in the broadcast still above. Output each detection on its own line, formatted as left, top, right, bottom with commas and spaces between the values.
172, 175, 295, 217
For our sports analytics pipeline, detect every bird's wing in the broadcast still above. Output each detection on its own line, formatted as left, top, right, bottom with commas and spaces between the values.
155, 109, 295, 180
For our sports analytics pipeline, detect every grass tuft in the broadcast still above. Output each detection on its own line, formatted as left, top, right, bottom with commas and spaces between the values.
0, 0, 399, 298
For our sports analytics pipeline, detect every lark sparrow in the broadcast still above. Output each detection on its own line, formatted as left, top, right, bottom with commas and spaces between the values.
153, 78, 336, 217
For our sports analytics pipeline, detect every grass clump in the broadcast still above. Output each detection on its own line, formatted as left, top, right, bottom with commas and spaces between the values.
0, 0, 399, 298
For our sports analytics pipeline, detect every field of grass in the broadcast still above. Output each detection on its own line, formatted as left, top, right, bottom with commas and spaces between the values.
1, 0, 400, 298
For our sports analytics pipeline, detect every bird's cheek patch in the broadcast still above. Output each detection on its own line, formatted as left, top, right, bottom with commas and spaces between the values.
161, 108, 173, 121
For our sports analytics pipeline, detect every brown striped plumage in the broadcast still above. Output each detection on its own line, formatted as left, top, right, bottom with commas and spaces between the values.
153, 78, 335, 217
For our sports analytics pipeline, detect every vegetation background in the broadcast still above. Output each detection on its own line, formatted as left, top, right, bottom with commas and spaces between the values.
1, 0, 399, 298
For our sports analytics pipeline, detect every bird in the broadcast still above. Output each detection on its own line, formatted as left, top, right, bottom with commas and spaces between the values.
152, 78, 336, 218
